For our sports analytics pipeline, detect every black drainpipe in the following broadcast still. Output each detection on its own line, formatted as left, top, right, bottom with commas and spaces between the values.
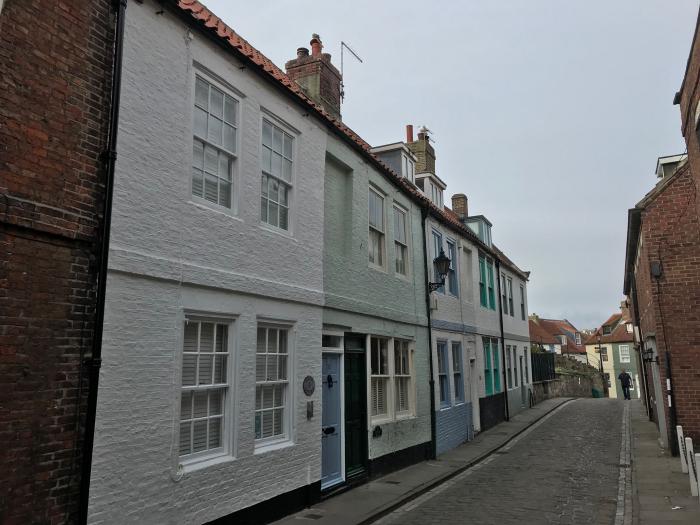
79, 0, 127, 522
630, 276, 652, 421
495, 258, 509, 422
421, 207, 437, 460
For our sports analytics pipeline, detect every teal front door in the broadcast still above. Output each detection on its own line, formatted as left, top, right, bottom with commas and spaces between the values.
321, 353, 343, 490
344, 335, 367, 480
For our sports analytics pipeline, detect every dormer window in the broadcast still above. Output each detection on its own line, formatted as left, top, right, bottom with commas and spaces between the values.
401, 154, 415, 183
559, 335, 567, 346
430, 183, 443, 207
466, 216, 492, 247
602, 325, 612, 335
575, 333, 582, 345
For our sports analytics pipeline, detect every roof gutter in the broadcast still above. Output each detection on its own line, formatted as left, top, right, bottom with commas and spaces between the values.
79, 0, 127, 522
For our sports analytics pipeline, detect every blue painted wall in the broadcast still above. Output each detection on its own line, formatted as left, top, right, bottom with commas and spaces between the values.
435, 402, 473, 456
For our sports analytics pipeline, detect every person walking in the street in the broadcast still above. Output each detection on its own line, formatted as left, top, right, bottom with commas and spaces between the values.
618, 369, 633, 400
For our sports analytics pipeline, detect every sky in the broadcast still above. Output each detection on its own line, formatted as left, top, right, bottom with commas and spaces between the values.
205, 0, 698, 329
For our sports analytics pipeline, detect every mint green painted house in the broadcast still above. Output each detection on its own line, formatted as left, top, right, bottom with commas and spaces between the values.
320, 132, 431, 489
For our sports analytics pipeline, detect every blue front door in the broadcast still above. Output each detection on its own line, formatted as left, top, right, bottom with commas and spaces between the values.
321, 353, 343, 490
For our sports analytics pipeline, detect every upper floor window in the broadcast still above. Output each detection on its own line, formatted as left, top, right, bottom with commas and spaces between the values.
603, 325, 612, 335
430, 183, 443, 208
575, 333, 582, 345
619, 345, 631, 363
393, 205, 408, 276
368, 189, 385, 268
447, 240, 458, 296
193, 76, 238, 208
261, 119, 293, 230
520, 285, 526, 320
432, 231, 444, 293
501, 274, 508, 315
179, 318, 231, 461
507, 277, 514, 317
478, 255, 488, 307
486, 260, 496, 310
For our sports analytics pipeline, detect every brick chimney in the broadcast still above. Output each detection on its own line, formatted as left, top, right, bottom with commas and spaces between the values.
451, 194, 468, 221
406, 126, 436, 174
285, 34, 342, 120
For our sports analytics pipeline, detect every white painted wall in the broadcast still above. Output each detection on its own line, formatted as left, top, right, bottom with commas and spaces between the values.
90, 1, 328, 522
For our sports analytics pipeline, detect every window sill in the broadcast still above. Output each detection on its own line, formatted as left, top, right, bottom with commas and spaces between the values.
368, 263, 388, 274
370, 416, 393, 426
179, 452, 233, 475
395, 413, 416, 421
254, 438, 294, 455
259, 222, 296, 241
188, 199, 242, 221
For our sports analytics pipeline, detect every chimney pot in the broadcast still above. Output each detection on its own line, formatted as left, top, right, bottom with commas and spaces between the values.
297, 47, 309, 58
310, 34, 323, 56
406, 124, 414, 143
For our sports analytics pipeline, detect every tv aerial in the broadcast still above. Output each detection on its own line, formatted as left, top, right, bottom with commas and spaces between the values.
340, 41, 363, 101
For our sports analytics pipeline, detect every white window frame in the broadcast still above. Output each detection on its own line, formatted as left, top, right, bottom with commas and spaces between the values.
191, 72, 240, 212
368, 187, 386, 270
501, 274, 508, 315
507, 277, 514, 317
394, 339, 414, 418
446, 239, 458, 296
619, 345, 631, 364
401, 153, 415, 183
437, 340, 451, 409
393, 204, 410, 278
520, 284, 526, 320
260, 116, 295, 232
178, 315, 234, 469
255, 323, 293, 452
575, 333, 582, 345
452, 342, 464, 404
370, 336, 391, 422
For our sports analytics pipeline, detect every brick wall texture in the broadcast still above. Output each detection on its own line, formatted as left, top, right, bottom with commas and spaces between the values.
0, 0, 113, 523
631, 165, 700, 444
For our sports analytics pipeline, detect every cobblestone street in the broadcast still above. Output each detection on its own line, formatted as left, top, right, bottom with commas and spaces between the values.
377, 399, 625, 525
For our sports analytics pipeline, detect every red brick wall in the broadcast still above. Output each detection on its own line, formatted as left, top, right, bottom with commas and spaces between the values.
632, 165, 700, 444
678, 12, 700, 220
0, 1, 113, 523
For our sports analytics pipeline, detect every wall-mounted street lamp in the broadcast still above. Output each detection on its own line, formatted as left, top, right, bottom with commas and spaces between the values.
428, 249, 451, 292
642, 347, 658, 363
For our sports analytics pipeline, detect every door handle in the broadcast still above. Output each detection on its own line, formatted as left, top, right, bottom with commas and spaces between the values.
323, 426, 335, 435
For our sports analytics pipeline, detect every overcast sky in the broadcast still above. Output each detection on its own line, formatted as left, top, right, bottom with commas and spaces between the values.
206, 0, 698, 329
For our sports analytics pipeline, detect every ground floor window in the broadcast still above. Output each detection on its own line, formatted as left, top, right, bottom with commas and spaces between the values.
483, 337, 501, 395
452, 342, 464, 403
255, 326, 290, 444
371, 336, 414, 421
438, 341, 450, 408
179, 318, 230, 460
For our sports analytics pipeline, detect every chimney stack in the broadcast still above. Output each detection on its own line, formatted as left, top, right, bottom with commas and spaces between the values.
406, 124, 414, 143
406, 126, 436, 174
451, 194, 468, 221
285, 34, 342, 120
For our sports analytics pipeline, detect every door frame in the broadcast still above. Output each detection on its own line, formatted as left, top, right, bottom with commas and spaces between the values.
343, 333, 369, 481
322, 331, 345, 490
